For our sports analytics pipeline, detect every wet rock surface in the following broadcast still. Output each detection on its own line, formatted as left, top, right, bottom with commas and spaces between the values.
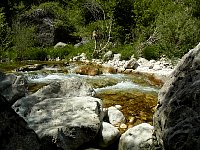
153, 43, 200, 150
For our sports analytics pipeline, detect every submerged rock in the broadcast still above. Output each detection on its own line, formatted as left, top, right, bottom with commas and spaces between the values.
153, 43, 200, 150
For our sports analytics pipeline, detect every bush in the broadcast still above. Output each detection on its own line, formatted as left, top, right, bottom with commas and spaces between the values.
143, 44, 161, 60
47, 46, 71, 60
65, 42, 94, 60
112, 44, 137, 60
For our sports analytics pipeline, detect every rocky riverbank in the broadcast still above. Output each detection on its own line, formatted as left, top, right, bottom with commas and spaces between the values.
70, 52, 177, 84
4, 42, 200, 150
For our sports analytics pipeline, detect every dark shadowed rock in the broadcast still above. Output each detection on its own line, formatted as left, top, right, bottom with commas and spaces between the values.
0, 71, 28, 105
0, 94, 40, 150
153, 43, 200, 150
21, 8, 80, 47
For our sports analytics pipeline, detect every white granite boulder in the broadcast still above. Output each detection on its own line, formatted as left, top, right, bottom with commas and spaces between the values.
97, 122, 120, 147
13, 78, 102, 150
108, 106, 125, 126
119, 123, 154, 150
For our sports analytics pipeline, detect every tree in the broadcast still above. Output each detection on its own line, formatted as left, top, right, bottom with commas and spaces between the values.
0, 9, 11, 61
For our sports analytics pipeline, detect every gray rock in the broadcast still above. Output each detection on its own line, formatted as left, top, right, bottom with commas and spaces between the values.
22, 8, 79, 47
29, 96, 102, 150
24, 9, 55, 46
103, 51, 113, 61
13, 78, 102, 150
16, 64, 44, 72
137, 58, 149, 66
0, 72, 28, 105
125, 58, 140, 70
118, 123, 154, 150
54, 42, 67, 49
13, 78, 95, 118
0, 94, 40, 150
113, 54, 121, 61
108, 106, 125, 125
153, 43, 200, 150
97, 122, 120, 147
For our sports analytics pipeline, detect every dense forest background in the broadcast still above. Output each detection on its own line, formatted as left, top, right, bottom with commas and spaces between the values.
0, 0, 200, 61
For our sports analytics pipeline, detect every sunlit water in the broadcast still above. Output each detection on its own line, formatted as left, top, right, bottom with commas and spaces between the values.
20, 67, 158, 128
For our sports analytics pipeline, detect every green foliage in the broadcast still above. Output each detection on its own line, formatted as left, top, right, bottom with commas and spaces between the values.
154, 2, 200, 58
65, 42, 94, 60
12, 21, 36, 60
0, 10, 11, 54
112, 44, 137, 60
143, 44, 161, 60
1, 0, 200, 61
47, 46, 71, 59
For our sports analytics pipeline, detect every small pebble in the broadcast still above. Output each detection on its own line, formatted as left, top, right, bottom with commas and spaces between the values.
120, 123, 127, 129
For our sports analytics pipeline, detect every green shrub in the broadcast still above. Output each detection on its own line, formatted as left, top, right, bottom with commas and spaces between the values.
47, 46, 71, 59
26, 48, 48, 61
143, 44, 161, 60
112, 44, 137, 60
65, 42, 94, 60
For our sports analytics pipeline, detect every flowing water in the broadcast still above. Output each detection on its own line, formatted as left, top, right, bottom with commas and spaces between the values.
16, 63, 159, 129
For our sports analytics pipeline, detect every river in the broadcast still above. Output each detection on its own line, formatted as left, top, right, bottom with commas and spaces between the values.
14, 62, 159, 130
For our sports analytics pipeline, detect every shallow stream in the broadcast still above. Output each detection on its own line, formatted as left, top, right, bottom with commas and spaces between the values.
16, 63, 159, 129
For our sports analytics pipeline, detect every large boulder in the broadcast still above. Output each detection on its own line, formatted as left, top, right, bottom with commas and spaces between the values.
24, 9, 55, 46
118, 123, 154, 150
0, 71, 28, 105
0, 94, 41, 150
153, 43, 200, 150
13, 78, 103, 150
22, 8, 80, 47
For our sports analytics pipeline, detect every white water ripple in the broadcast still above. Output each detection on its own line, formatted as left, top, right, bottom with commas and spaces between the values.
94, 81, 158, 92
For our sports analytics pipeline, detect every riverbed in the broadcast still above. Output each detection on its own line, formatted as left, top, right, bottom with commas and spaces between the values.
12, 62, 159, 130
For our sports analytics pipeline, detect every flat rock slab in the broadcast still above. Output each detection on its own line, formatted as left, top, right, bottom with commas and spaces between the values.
13, 78, 102, 150
29, 96, 102, 150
